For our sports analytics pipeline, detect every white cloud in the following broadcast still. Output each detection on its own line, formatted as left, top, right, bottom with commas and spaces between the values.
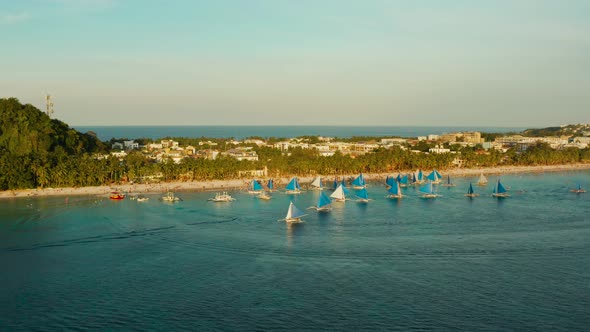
0, 12, 31, 25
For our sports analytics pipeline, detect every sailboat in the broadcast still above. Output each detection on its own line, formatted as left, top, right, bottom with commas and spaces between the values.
414, 170, 425, 184
208, 192, 234, 202
330, 183, 347, 202
310, 176, 324, 190
332, 178, 339, 190
355, 187, 371, 203
385, 176, 395, 188
387, 181, 403, 199
441, 175, 456, 187
309, 191, 332, 212
399, 175, 409, 187
248, 179, 264, 194
267, 179, 275, 192
258, 191, 272, 200
279, 202, 307, 223
340, 179, 350, 195
419, 181, 439, 198
162, 191, 182, 202
465, 182, 479, 197
352, 173, 366, 190
285, 177, 301, 194
426, 170, 442, 184
492, 179, 510, 198
570, 183, 586, 193
477, 173, 488, 186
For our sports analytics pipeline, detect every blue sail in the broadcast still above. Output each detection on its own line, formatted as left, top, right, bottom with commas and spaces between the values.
332, 179, 338, 190
388, 182, 400, 195
295, 178, 301, 190
467, 183, 474, 195
447, 175, 452, 185
435, 170, 442, 179
493, 179, 507, 194
340, 180, 350, 195
386, 176, 395, 187
267, 179, 274, 190
400, 175, 408, 185
411, 173, 417, 183
318, 191, 332, 208
356, 188, 369, 200
427, 171, 437, 181
285, 177, 298, 191
396, 174, 402, 183
251, 180, 263, 191
418, 170, 424, 181
419, 182, 434, 195
577, 183, 582, 191
352, 173, 366, 187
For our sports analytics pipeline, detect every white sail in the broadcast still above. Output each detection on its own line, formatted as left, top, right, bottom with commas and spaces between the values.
478, 174, 488, 184
330, 184, 346, 201
285, 202, 306, 221
311, 176, 322, 189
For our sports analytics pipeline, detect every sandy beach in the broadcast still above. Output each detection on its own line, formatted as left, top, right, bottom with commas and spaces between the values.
1, 163, 589, 199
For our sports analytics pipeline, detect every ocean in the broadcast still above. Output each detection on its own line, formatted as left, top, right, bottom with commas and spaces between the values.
73, 125, 524, 141
1, 171, 589, 330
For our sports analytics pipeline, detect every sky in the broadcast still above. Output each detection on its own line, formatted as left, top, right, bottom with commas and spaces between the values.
1, 0, 589, 126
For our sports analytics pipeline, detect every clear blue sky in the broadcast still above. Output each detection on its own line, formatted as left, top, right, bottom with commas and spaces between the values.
1, 0, 589, 126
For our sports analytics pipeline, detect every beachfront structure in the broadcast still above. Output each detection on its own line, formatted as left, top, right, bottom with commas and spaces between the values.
123, 140, 139, 150
221, 149, 259, 161
494, 135, 569, 149
429, 145, 451, 154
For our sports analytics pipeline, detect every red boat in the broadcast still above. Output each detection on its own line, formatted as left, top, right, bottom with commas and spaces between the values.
109, 192, 125, 200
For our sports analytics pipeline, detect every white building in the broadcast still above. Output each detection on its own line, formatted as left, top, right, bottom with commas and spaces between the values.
429, 145, 451, 154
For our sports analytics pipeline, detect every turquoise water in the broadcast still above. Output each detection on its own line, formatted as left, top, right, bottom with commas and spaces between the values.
1, 171, 589, 331
73, 125, 523, 141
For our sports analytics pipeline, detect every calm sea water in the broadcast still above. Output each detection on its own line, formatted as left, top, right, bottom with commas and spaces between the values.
1, 171, 589, 331
73, 125, 524, 141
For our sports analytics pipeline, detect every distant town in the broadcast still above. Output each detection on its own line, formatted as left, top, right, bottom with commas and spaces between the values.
107, 124, 590, 167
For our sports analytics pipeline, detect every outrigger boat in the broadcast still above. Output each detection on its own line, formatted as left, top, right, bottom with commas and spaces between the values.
419, 181, 439, 198
352, 173, 366, 190
387, 181, 403, 199
162, 191, 182, 202
109, 192, 125, 200
465, 183, 479, 197
477, 173, 488, 186
279, 202, 307, 223
310, 176, 324, 190
355, 187, 371, 203
309, 191, 332, 212
248, 179, 264, 194
285, 177, 302, 195
208, 192, 235, 202
570, 183, 585, 193
492, 179, 510, 198
441, 175, 456, 187
257, 191, 272, 200
330, 183, 347, 202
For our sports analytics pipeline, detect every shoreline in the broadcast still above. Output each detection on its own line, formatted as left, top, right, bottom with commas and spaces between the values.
2, 163, 589, 199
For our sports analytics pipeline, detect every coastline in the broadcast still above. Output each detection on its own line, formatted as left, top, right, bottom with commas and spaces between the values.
2, 163, 589, 199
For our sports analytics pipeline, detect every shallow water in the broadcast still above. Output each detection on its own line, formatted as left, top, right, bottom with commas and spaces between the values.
1, 171, 589, 330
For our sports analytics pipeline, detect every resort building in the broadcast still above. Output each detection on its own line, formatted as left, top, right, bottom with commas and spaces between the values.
222, 149, 259, 161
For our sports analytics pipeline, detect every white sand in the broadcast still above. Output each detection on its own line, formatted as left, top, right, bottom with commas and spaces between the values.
2, 163, 589, 199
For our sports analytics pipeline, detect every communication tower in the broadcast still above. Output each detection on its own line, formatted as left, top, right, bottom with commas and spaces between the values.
45, 94, 54, 117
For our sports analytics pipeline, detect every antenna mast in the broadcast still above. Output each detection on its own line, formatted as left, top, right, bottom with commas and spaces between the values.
45, 94, 54, 117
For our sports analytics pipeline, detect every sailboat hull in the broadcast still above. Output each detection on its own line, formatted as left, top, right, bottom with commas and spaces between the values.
285, 218, 303, 223
285, 190, 301, 195
464, 194, 479, 197
420, 194, 438, 198
492, 193, 510, 198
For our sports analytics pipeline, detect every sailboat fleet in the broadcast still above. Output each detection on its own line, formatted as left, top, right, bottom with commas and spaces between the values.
109, 171, 585, 220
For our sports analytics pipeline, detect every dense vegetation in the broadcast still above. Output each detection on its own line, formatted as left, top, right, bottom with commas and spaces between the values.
1, 98, 589, 191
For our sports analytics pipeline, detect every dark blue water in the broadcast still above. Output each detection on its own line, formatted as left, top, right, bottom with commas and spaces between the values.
1, 171, 589, 330
73, 125, 523, 141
